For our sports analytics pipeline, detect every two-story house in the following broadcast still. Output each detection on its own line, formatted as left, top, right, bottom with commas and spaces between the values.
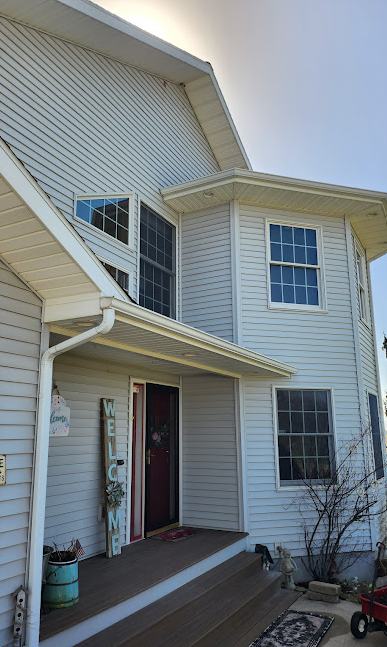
0, 1, 386, 646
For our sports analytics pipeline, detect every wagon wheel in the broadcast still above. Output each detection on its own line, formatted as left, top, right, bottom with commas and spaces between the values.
350, 611, 369, 639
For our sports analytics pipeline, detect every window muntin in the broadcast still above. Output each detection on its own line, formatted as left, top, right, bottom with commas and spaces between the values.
269, 224, 320, 307
368, 393, 384, 480
102, 262, 130, 295
139, 204, 175, 318
355, 248, 367, 321
76, 196, 130, 245
276, 389, 334, 484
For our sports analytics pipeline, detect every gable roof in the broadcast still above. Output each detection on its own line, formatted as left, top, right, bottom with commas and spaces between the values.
0, 0, 251, 172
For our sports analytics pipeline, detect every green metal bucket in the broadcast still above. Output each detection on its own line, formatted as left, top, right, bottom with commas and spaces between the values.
42, 557, 79, 608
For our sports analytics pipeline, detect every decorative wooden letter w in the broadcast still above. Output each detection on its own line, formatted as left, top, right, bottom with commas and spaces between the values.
101, 398, 121, 558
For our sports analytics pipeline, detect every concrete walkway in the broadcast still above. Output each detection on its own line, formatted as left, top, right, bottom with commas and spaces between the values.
290, 596, 387, 646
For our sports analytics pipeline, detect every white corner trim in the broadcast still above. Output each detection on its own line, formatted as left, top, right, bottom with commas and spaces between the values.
230, 200, 242, 346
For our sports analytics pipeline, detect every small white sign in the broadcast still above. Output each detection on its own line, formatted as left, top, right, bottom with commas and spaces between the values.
0, 455, 5, 485
50, 395, 70, 436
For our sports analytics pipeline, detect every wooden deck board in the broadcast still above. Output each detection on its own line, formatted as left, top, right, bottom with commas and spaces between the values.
40, 529, 247, 641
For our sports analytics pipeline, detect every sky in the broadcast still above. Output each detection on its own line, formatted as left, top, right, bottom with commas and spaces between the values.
95, 0, 387, 398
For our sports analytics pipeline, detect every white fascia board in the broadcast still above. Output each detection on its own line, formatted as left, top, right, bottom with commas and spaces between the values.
208, 72, 252, 171
0, 0, 210, 83
162, 168, 387, 204
0, 139, 125, 300
109, 297, 297, 377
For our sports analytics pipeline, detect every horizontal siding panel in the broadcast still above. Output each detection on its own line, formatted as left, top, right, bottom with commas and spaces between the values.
0, 260, 41, 642
181, 205, 233, 341
182, 374, 239, 531
44, 354, 130, 557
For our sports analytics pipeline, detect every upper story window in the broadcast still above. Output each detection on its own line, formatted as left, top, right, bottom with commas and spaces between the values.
355, 246, 368, 322
75, 194, 134, 248
269, 223, 322, 309
276, 389, 334, 485
139, 204, 175, 318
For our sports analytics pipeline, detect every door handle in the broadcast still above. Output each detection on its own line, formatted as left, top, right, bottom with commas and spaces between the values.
146, 449, 151, 465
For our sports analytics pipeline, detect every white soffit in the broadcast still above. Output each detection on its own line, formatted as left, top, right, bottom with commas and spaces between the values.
161, 168, 387, 261
0, 138, 127, 308
49, 297, 296, 378
0, 0, 251, 171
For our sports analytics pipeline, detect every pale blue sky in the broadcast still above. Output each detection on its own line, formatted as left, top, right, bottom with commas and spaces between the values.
97, 0, 387, 397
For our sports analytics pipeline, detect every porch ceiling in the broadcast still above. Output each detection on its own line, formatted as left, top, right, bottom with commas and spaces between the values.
49, 298, 296, 378
161, 168, 387, 261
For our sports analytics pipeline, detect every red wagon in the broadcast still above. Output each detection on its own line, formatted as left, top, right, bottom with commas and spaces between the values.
351, 586, 387, 639
351, 542, 387, 639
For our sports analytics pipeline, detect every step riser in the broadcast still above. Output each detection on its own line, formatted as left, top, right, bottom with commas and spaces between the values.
41, 537, 248, 647
128, 563, 269, 647
191, 574, 283, 647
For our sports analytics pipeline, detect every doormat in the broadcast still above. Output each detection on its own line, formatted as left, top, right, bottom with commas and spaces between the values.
249, 610, 334, 647
151, 528, 195, 542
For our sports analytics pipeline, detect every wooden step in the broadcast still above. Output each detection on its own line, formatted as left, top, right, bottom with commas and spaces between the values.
75, 552, 261, 647
75, 552, 300, 647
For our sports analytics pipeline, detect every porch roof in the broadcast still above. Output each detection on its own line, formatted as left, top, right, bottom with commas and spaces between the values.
49, 297, 296, 378
161, 168, 387, 261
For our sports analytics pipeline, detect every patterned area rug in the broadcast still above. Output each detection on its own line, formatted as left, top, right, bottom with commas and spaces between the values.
249, 610, 334, 647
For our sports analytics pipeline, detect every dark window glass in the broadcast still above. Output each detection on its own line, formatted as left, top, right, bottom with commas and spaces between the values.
277, 389, 333, 483
76, 197, 130, 245
102, 262, 130, 296
139, 205, 175, 318
368, 394, 384, 479
269, 224, 319, 306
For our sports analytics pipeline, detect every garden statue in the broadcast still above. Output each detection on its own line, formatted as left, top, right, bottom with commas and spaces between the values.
280, 548, 297, 590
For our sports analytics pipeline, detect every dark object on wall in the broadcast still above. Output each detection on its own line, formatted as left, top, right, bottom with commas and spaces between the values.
255, 544, 274, 570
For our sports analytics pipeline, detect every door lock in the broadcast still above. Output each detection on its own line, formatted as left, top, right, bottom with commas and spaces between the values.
146, 449, 151, 465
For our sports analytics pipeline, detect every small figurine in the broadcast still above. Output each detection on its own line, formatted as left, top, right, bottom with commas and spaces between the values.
279, 548, 298, 590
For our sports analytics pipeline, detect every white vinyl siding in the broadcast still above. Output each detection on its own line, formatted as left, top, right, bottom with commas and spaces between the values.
238, 207, 368, 555
45, 353, 180, 557
0, 16, 220, 298
45, 355, 130, 557
180, 205, 233, 341
0, 260, 42, 647
182, 375, 240, 531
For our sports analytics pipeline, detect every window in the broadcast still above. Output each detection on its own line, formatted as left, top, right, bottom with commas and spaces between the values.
76, 195, 132, 246
269, 223, 321, 307
276, 389, 334, 484
368, 393, 384, 480
102, 262, 130, 295
139, 204, 175, 318
355, 247, 367, 321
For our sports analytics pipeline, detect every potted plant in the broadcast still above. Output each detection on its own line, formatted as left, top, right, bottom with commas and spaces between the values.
41, 541, 79, 609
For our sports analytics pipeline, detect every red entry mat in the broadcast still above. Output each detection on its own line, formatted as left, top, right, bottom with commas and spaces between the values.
160, 527, 195, 542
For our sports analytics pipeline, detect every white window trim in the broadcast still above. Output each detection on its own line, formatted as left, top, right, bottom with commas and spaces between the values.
96, 254, 134, 300
138, 200, 177, 320
272, 385, 337, 491
354, 240, 370, 327
265, 219, 327, 312
74, 192, 135, 252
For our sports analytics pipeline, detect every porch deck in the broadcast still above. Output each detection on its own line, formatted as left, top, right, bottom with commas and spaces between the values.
40, 529, 247, 644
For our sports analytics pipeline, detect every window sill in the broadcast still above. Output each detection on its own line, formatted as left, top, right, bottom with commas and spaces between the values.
74, 215, 135, 252
268, 303, 328, 314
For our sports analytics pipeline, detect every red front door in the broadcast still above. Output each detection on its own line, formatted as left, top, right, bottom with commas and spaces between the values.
145, 384, 179, 533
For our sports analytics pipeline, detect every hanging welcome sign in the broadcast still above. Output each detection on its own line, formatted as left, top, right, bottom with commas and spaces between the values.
50, 392, 70, 436
101, 398, 124, 558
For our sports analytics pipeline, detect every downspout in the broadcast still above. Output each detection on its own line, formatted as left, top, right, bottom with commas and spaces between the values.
25, 306, 115, 647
